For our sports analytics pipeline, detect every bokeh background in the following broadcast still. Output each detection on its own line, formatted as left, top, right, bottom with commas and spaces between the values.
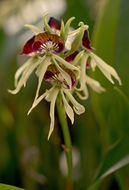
0, 0, 129, 189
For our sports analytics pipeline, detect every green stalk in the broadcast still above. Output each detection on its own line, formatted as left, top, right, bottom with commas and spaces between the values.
56, 93, 73, 185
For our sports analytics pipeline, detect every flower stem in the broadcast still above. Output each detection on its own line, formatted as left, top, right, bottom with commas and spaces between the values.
56, 93, 73, 185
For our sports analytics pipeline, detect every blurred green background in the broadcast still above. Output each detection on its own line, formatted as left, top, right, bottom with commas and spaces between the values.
0, 0, 129, 189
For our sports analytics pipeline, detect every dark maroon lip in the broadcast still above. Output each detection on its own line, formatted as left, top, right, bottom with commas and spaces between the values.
65, 51, 79, 62
20, 36, 35, 55
20, 32, 64, 55
82, 30, 96, 51
48, 17, 61, 30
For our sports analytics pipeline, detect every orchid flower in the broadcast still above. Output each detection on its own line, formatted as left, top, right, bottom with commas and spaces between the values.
9, 15, 122, 139
27, 64, 85, 139
8, 15, 79, 106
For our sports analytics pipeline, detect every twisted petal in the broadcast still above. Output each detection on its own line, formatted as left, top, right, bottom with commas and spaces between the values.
8, 58, 41, 94
75, 86, 89, 100
86, 75, 105, 93
64, 90, 85, 115
64, 17, 75, 41
27, 90, 48, 115
14, 57, 33, 87
48, 88, 59, 139
90, 52, 122, 85
61, 90, 74, 124
52, 58, 72, 88
34, 56, 51, 101
28, 86, 55, 115
70, 22, 85, 53
53, 54, 79, 72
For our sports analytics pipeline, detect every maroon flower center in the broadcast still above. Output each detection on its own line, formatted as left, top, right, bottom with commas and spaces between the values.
43, 65, 76, 89
21, 32, 64, 55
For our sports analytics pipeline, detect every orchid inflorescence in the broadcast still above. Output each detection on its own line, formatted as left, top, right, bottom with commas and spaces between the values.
9, 15, 121, 139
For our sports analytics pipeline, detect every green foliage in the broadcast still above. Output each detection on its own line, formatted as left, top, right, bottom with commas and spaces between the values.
0, 184, 24, 190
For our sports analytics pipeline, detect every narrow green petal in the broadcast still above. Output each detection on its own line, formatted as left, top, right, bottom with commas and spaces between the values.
43, 14, 53, 33
14, 57, 33, 87
86, 75, 106, 93
70, 22, 85, 53
53, 54, 79, 72
68, 24, 89, 38
64, 17, 75, 41
75, 86, 89, 100
64, 90, 85, 115
60, 19, 65, 39
34, 57, 51, 100
90, 57, 97, 71
61, 90, 74, 124
24, 24, 41, 34
45, 86, 57, 102
90, 52, 122, 85
27, 90, 48, 115
48, 88, 59, 140
8, 59, 41, 94
53, 58, 72, 88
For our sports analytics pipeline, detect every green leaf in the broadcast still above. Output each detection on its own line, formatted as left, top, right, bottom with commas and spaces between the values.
87, 136, 129, 189
0, 184, 24, 190
91, 0, 129, 144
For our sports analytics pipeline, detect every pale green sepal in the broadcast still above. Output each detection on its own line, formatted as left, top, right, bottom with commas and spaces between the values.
75, 86, 89, 100
90, 57, 97, 71
48, 88, 59, 140
34, 57, 51, 101
8, 59, 41, 94
60, 20, 65, 39
24, 24, 41, 34
61, 90, 74, 124
64, 90, 85, 115
53, 54, 79, 72
86, 75, 106, 93
53, 58, 72, 88
70, 22, 85, 53
14, 57, 33, 87
43, 14, 53, 33
90, 52, 122, 85
45, 85, 57, 102
27, 90, 48, 115
64, 17, 75, 41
